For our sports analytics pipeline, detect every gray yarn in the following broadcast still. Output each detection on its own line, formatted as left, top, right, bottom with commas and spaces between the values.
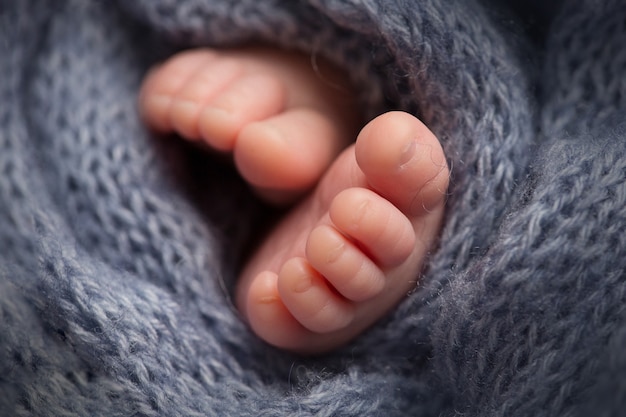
1, 0, 624, 416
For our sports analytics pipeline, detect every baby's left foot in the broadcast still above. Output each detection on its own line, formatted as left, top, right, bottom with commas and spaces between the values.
139, 47, 360, 204
237, 112, 449, 354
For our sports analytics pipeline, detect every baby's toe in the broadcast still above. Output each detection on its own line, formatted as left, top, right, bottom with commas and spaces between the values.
329, 188, 416, 267
355, 111, 449, 217
277, 257, 355, 334
198, 73, 286, 151
306, 224, 386, 302
139, 50, 221, 135
167, 58, 244, 140
234, 108, 346, 203
245, 271, 317, 350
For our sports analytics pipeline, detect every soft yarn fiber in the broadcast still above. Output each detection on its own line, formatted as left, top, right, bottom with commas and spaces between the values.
1, 0, 625, 416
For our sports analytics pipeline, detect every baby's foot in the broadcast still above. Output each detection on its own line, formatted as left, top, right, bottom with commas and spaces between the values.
237, 111, 449, 354
139, 46, 360, 204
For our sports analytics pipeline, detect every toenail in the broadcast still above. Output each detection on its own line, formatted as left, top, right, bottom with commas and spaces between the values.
258, 294, 280, 304
172, 99, 199, 115
293, 271, 312, 293
202, 106, 231, 119
326, 237, 346, 264
398, 140, 418, 169
351, 198, 370, 226
145, 94, 171, 111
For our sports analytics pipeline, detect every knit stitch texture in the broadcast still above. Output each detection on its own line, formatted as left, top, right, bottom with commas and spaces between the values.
1, 0, 624, 416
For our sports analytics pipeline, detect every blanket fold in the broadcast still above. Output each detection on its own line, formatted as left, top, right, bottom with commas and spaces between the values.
1, 0, 624, 415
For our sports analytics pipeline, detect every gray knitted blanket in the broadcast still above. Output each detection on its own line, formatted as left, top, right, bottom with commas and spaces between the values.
2, 0, 625, 415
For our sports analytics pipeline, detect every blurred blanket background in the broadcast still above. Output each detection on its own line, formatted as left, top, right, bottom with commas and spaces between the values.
1, 0, 624, 415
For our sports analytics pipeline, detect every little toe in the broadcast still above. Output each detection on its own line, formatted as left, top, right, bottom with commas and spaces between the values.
277, 257, 355, 334
355, 111, 449, 216
234, 108, 347, 202
306, 224, 386, 302
245, 270, 319, 351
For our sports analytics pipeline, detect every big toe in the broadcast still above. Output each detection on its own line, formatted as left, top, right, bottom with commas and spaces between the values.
355, 111, 449, 217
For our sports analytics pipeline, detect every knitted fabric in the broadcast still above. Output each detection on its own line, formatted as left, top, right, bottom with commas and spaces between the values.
1, 0, 624, 416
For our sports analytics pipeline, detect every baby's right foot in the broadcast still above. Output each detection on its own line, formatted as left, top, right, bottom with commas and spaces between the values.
237, 112, 449, 354
139, 46, 361, 204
